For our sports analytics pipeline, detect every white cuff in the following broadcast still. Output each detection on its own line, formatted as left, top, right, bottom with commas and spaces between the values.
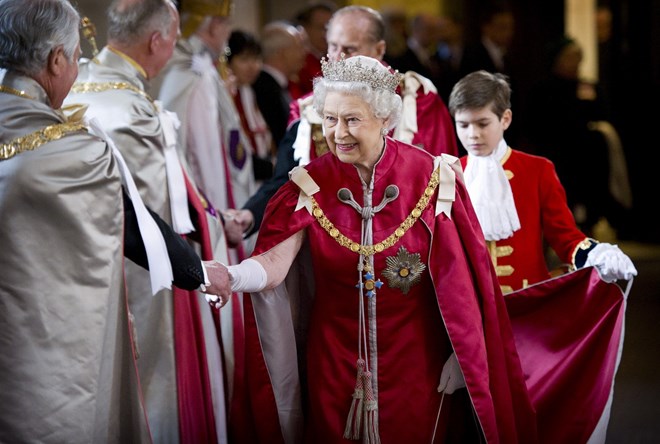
227, 258, 268, 293
198, 260, 211, 292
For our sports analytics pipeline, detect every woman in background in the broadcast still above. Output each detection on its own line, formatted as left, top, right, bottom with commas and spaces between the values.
227, 30, 275, 184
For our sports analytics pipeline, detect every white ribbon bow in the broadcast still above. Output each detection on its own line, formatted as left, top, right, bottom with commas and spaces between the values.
290, 166, 320, 214
435, 154, 461, 218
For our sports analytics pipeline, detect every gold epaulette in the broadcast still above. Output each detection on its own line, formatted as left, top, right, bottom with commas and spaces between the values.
0, 121, 87, 160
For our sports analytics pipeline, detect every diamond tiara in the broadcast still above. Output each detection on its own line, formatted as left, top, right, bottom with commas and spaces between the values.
320, 54, 403, 94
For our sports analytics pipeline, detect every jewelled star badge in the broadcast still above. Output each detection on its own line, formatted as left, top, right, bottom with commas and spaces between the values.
382, 246, 426, 294
356, 261, 383, 298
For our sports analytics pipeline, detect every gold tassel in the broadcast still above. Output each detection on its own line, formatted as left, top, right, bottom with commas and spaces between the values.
363, 371, 381, 444
343, 359, 365, 440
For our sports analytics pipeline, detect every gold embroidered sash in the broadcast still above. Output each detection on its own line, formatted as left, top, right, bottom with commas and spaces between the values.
0, 122, 87, 160
0, 85, 33, 99
70, 81, 155, 108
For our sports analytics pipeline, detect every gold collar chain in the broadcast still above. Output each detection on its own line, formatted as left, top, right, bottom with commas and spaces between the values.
311, 167, 440, 255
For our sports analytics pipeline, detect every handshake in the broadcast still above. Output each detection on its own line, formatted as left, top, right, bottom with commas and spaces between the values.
200, 260, 232, 309
222, 209, 255, 247
199, 257, 269, 309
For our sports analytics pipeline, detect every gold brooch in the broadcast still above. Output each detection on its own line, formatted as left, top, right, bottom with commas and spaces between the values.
382, 246, 426, 295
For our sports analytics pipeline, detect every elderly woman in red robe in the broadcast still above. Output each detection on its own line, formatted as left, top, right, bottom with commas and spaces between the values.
214, 55, 538, 443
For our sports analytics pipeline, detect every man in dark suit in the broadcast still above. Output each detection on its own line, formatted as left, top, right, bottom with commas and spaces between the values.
292, 1, 336, 97
385, 12, 438, 80
459, 5, 519, 144
459, 6, 514, 76
252, 21, 306, 147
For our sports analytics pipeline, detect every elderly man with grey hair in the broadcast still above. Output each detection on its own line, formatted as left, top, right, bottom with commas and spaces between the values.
0, 0, 230, 442
64, 0, 232, 442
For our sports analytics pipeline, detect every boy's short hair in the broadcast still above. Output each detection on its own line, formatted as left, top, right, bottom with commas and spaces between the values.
448, 70, 511, 119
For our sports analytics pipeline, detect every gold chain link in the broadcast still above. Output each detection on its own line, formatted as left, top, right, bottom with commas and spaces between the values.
311, 167, 440, 255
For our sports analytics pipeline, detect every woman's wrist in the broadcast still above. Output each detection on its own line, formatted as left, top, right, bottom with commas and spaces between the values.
227, 258, 267, 293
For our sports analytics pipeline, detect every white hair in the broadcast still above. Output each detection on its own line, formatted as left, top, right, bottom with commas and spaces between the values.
0, 0, 80, 76
107, 0, 176, 46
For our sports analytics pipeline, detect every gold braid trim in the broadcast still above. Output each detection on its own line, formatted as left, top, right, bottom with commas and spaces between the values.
0, 85, 34, 99
310, 167, 440, 255
70, 81, 155, 107
1, 122, 87, 160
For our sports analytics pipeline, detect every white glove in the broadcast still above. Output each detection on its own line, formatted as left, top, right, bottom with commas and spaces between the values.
437, 352, 465, 394
227, 258, 268, 293
584, 243, 637, 283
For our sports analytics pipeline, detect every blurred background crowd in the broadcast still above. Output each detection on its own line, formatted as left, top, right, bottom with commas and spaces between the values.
76, 0, 660, 244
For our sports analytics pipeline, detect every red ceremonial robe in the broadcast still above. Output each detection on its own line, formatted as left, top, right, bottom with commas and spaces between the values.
506, 267, 628, 444
230, 138, 537, 443
408, 78, 458, 156
172, 175, 221, 443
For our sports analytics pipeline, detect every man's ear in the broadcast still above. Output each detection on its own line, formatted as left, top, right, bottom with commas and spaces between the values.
149, 30, 162, 54
47, 45, 66, 76
375, 40, 386, 60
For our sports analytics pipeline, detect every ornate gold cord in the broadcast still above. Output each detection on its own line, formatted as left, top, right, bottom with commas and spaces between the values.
311, 167, 440, 255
